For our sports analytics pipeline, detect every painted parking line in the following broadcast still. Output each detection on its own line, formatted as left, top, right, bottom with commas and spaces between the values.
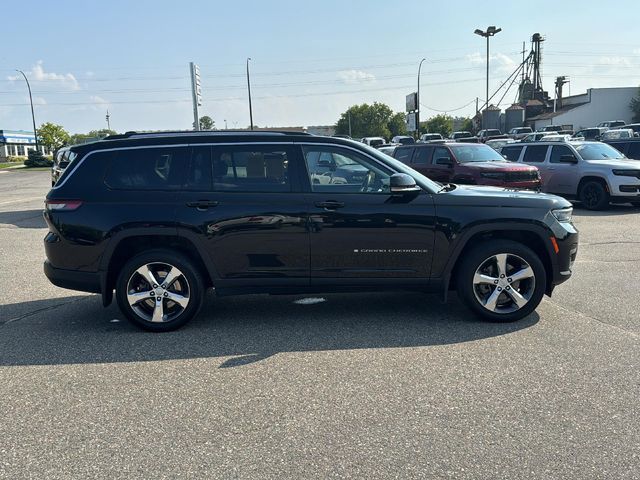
0, 196, 44, 206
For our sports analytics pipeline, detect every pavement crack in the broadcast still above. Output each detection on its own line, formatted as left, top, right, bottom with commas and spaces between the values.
0, 296, 95, 326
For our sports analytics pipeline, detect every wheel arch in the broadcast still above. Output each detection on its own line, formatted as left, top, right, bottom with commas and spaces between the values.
577, 175, 610, 195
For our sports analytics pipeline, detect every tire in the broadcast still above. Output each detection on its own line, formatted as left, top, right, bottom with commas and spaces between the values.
115, 249, 205, 332
456, 240, 547, 323
579, 180, 609, 210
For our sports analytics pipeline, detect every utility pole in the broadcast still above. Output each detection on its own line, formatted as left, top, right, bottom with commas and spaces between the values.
474, 26, 502, 111
15, 69, 39, 153
190, 62, 202, 131
417, 58, 426, 138
106, 109, 111, 131
224, 119, 228, 129
246, 58, 254, 130
348, 111, 352, 137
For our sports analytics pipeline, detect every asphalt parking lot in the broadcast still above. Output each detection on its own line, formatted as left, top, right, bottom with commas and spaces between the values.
0, 169, 638, 479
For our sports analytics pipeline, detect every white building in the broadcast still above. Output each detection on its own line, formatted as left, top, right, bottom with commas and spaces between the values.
0, 129, 52, 160
528, 87, 637, 131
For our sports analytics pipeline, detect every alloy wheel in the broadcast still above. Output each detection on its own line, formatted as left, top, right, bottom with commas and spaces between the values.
126, 262, 190, 323
472, 253, 536, 314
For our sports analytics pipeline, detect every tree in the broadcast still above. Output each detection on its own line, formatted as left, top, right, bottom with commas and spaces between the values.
69, 129, 116, 145
424, 114, 453, 137
461, 117, 474, 133
631, 86, 640, 122
37, 122, 70, 151
335, 102, 399, 140
388, 112, 408, 138
194, 115, 215, 130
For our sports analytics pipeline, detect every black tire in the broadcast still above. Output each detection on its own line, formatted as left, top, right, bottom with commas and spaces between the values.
115, 249, 205, 332
456, 240, 547, 323
579, 180, 609, 210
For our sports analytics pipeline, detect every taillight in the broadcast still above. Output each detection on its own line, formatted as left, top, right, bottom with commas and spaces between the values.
45, 200, 83, 211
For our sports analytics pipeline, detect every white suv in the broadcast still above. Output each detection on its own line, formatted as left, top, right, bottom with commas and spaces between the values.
499, 141, 640, 210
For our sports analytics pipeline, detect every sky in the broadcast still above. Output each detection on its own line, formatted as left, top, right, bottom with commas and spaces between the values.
1, 0, 639, 134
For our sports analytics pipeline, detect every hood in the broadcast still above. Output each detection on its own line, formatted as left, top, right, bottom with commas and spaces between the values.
584, 158, 640, 168
435, 184, 570, 210
460, 161, 537, 171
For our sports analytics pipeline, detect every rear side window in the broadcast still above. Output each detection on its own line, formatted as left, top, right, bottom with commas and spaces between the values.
105, 147, 188, 190
627, 142, 640, 159
413, 146, 433, 164
211, 146, 292, 192
393, 147, 414, 164
550, 145, 575, 163
501, 145, 523, 161
433, 147, 451, 164
523, 145, 548, 163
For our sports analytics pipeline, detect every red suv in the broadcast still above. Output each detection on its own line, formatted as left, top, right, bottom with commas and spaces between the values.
392, 143, 540, 189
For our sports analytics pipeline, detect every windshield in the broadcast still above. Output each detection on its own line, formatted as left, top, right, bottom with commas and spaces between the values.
449, 144, 506, 163
359, 143, 441, 192
576, 143, 626, 160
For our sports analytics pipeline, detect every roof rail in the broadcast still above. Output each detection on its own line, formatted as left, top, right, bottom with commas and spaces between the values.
103, 130, 312, 140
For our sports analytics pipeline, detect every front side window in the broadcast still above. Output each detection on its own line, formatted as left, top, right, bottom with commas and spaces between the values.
550, 145, 576, 163
302, 145, 391, 194
105, 147, 188, 190
522, 145, 548, 163
211, 146, 292, 192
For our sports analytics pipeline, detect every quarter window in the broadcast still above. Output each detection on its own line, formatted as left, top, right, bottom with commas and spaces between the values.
522, 145, 548, 163
302, 146, 391, 194
105, 147, 188, 190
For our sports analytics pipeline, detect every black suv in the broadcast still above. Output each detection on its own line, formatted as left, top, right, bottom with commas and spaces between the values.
44, 132, 578, 331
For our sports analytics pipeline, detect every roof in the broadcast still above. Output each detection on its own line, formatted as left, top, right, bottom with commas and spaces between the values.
527, 102, 588, 121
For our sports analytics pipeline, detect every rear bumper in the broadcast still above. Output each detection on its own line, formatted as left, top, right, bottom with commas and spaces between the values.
44, 260, 102, 294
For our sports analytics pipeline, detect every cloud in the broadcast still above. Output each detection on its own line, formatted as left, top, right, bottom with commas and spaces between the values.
337, 70, 376, 85
90, 95, 109, 105
8, 61, 80, 90
466, 51, 516, 73
598, 56, 632, 66
32, 96, 47, 105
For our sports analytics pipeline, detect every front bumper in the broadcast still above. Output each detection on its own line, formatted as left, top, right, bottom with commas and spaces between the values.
550, 226, 579, 287
44, 260, 102, 294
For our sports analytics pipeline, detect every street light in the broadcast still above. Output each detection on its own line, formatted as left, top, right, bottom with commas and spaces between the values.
417, 58, 426, 138
474, 26, 502, 111
246, 57, 254, 130
15, 69, 39, 153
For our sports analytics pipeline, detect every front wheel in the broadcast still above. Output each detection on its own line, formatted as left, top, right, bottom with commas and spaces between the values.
579, 180, 609, 210
115, 249, 204, 332
456, 240, 547, 322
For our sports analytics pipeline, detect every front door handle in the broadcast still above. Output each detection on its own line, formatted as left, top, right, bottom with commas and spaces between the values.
186, 200, 219, 210
315, 200, 345, 210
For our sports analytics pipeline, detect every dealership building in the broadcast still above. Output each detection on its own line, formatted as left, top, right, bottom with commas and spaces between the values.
0, 130, 52, 160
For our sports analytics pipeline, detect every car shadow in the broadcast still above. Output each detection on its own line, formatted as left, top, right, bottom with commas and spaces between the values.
0, 291, 539, 368
0, 209, 46, 228
573, 203, 640, 217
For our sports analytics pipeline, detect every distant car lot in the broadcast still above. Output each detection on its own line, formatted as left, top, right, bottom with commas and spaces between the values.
1, 169, 638, 478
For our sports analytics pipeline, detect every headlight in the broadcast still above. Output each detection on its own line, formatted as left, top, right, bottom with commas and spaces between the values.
612, 169, 640, 177
552, 207, 573, 223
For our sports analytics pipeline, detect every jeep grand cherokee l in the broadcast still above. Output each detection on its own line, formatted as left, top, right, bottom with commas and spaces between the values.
44, 131, 578, 331
392, 143, 540, 190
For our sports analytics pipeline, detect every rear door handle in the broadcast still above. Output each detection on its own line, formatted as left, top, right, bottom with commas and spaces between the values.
315, 200, 345, 210
186, 200, 219, 210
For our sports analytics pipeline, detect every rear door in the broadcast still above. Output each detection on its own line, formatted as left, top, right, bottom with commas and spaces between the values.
176, 143, 309, 286
522, 145, 550, 190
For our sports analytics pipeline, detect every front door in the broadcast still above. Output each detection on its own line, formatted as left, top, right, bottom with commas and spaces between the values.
424, 146, 455, 183
177, 144, 309, 286
300, 144, 436, 282
546, 144, 580, 195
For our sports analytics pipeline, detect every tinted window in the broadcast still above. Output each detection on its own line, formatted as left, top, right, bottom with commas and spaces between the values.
211, 146, 292, 192
522, 145, 548, 163
501, 145, 523, 161
303, 146, 391, 194
393, 147, 414, 164
433, 147, 451, 164
185, 146, 212, 191
550, 145, 575, 163
413, 146, 434, 164
105, 147, 187, 190
627, 142, 640, 159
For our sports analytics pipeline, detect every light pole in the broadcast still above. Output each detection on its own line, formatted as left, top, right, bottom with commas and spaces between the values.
474, 26, 502, 111
15, 69, 39, 152
417, 58, 426, 138
246, 57, 254, 130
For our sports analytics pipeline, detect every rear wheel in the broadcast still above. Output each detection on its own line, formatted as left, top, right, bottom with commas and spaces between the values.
579, 180, 609, 210
115, 249, 204, 332
456, 240, 546, 322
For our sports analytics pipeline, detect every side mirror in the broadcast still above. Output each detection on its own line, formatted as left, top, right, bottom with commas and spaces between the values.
390, 173, 421, 194
436, 157, 453, 166
560, 154, 578, 164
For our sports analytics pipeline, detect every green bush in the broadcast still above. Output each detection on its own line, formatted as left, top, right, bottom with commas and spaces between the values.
24, 150, 53, 168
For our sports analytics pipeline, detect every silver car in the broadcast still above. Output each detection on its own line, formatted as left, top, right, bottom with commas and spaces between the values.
499, 140, 640, 210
